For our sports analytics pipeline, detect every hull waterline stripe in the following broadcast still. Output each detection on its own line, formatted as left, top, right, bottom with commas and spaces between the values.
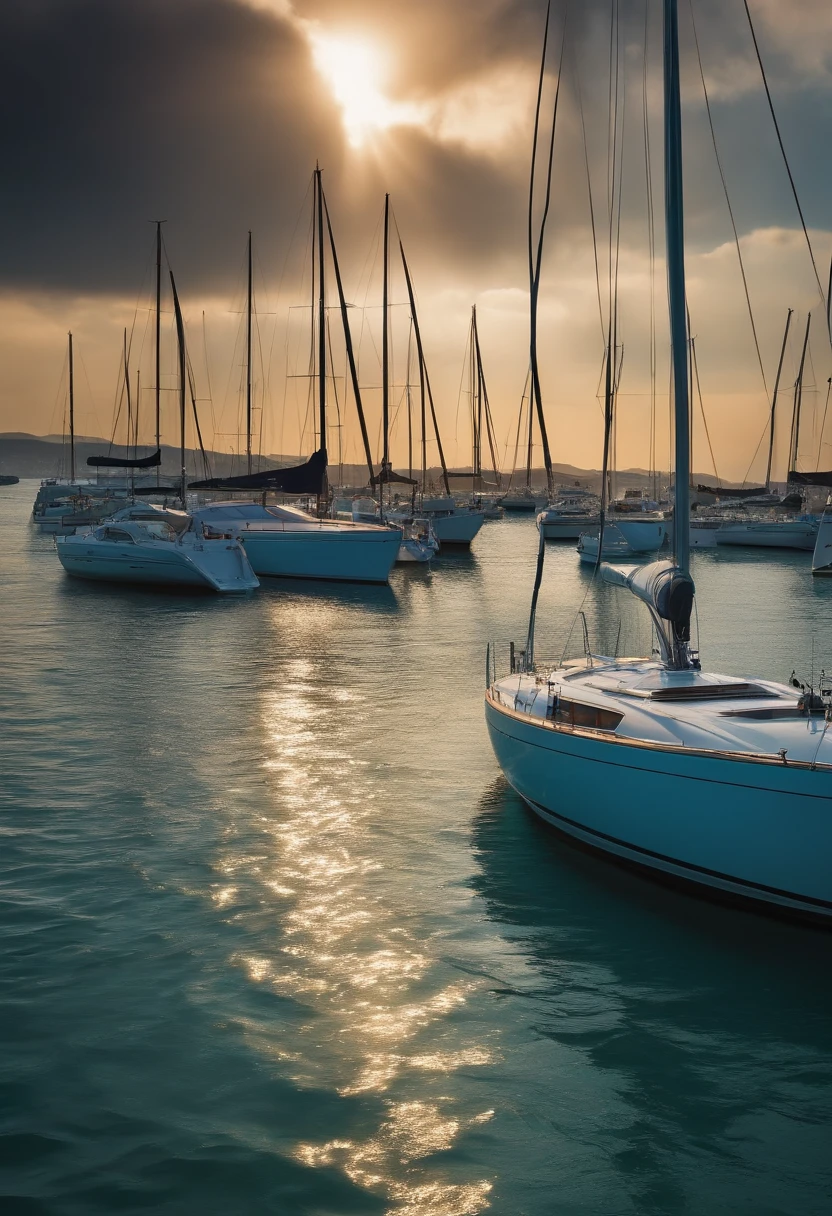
520, 793, 832, 914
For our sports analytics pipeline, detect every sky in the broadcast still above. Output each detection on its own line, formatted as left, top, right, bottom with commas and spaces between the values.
1, 0, 831, 482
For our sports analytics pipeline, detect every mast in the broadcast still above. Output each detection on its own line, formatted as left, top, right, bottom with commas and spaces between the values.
246, 230, 253, 475
68, 331, 75, 482
664, 0, 690, 577
315, 168, 327, 474
399, 240, 451, 495
135, 369, 140, 455
528, 2, 557, 500
790, 313, 811, 477
472, 315, 502, 488
382, 194, 390, 472
472, 307, 482, 491
323, 189, 375, 484
765, 307, 793, 491
525, 376, 534, 489
154, 221, 163, 486
169, 271, 187, 504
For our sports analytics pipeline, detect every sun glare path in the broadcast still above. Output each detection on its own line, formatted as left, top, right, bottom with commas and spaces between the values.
309, 32, 423, 148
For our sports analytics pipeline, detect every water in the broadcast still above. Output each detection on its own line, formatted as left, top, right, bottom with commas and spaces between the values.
3, 479, 832, 1216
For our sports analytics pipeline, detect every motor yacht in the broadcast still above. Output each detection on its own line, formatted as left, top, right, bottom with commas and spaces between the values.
55, 505, 258, 592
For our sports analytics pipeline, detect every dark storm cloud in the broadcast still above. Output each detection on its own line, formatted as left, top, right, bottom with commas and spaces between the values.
0, 0, 342, 292
0, 0, 829, 300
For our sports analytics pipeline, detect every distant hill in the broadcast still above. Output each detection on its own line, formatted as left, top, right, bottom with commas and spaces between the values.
0, 432, 762, 494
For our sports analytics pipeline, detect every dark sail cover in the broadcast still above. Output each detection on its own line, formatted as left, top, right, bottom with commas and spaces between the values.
788, 470, 832, 488
132, 485, 181, 496
695, 483, 766, 499
371, 460, 417, 487
189, 448, 327, 494
86, 448, 162, 469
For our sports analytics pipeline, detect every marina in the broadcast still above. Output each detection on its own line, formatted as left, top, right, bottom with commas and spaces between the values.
4, 481, 832, 1213
4, 0, 832, 1211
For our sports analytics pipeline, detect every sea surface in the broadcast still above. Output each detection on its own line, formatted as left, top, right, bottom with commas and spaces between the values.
2, 479, 832, 1216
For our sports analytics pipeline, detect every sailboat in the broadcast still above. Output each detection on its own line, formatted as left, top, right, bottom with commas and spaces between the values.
374, 218, 485, 548
485, 0, 832, 925
56, 274, 259, 593
33, 333, 130, 533
189, 171, 402, 584
717, 313, 819, 552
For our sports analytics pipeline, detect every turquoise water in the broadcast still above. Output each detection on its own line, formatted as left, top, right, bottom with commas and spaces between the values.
2, 479, 832, 1216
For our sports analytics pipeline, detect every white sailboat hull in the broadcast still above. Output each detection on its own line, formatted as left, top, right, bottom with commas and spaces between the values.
427, 511, 485, 546
397, 538, 432, 563
717, 520, 818, 551
538, 513, 600, 540
811, 512, 832, 574
614, 518, 670, 550
55, 536, 258, 592
485, 694, 832, 923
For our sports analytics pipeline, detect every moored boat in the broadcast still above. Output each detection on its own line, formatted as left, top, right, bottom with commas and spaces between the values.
55, 510, 258, 592
717, 518, 818, 551
192, 501, 401, 583
485, 0, 832, 925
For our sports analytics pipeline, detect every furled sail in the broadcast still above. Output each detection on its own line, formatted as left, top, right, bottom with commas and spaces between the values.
189, 448, 327, 494
86, 448, 162, 469
371, 459, 417, 487
788, 470, 832, 488
695, 483, 765, 499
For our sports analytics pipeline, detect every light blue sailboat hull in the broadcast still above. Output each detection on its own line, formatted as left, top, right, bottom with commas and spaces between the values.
240, 530, 401, 583
485, 697, 832, 922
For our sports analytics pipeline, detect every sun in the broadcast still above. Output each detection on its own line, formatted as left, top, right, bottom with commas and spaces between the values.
308, 31, 423, 148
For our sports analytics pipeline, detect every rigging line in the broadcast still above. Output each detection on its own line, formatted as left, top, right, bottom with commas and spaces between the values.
690, 335, 720, 482
689, 0, 767, 395
574, 51, 605, 341
507, 370, 531, 490
817, 378, 832, 472
740, 0, 828, 331
453, 315, 470, 451
325, 315, 343, 479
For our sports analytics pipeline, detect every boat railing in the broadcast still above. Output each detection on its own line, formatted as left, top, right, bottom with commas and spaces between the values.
486, 640, 538, 685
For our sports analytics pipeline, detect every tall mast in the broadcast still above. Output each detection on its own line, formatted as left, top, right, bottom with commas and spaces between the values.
399, 239, 451, 495
765, 307, 793, 491
663, 0, 690, 576
525, 376, 534, 489
154, 221, 163, 486
315, 168, 326, 459
68, 331, 75, 482
169, 271, 187, 504
472, 307, 482, 490
790, 313, 811, 477
323, 188, 375, 483
382, 194, 390, 471
246, 230, 253, 475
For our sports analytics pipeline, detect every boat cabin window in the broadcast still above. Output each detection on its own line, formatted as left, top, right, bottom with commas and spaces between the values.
553, 697, 622, 732
142, 521, 176, 541
98, 527, 135, 544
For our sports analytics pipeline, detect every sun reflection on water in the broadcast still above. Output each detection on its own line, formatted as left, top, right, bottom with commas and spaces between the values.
213, 651, 494, 1212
